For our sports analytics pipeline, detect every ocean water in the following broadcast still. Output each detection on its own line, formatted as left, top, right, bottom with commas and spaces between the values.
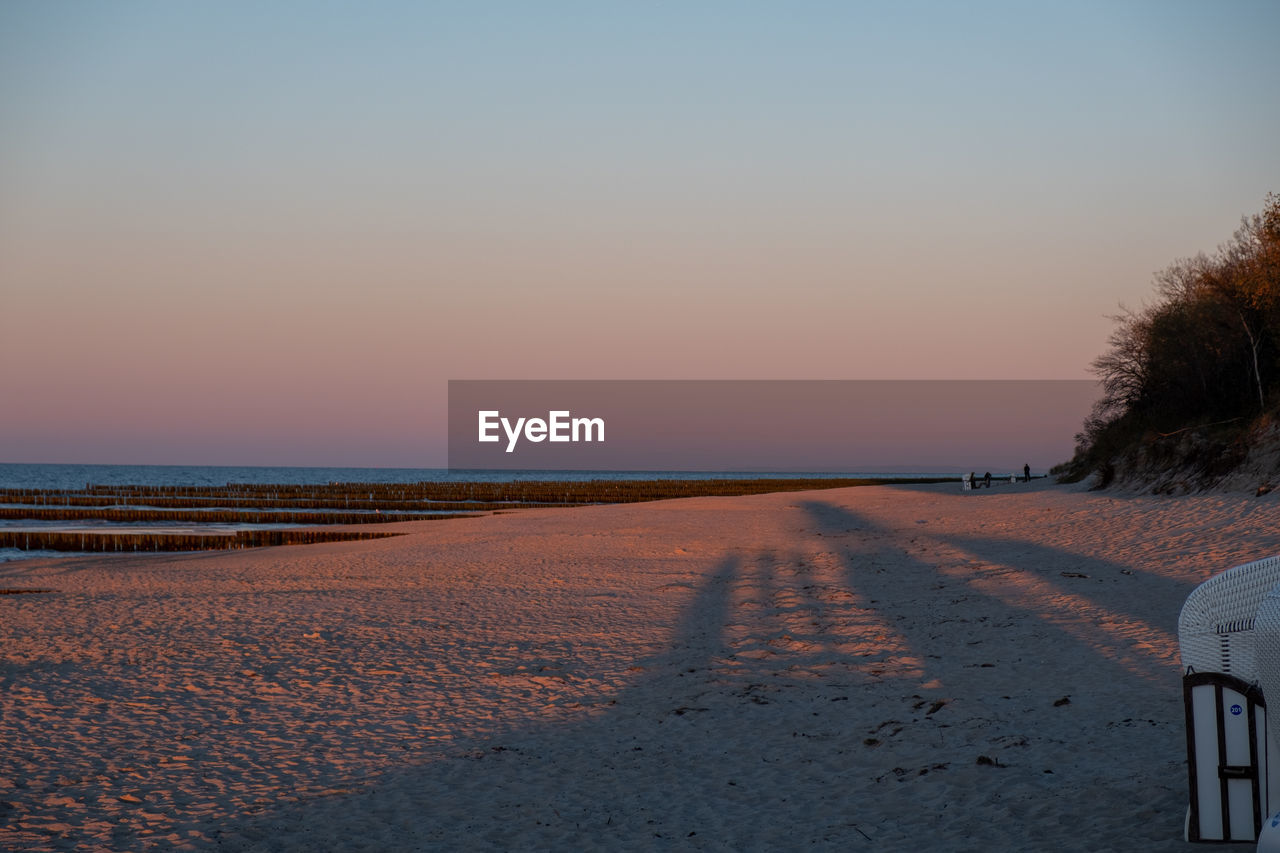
0, 463, 959, 492
0, 548, 71, 564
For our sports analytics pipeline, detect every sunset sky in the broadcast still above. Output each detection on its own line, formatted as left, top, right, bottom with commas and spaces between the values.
3, 1, 1279, 467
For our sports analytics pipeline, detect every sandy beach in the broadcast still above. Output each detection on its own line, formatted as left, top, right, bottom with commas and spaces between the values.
3, 481, 1280, 851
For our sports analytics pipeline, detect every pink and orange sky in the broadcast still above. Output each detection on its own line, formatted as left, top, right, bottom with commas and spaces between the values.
3, 2, 1279, 467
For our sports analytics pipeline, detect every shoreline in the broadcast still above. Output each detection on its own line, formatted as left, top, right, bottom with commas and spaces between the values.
0, 477, 954, 557
2, 482, 1279, 850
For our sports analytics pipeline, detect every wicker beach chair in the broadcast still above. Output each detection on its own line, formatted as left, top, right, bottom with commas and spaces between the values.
1181, 555, 1280, 678
1179, 554, 1280, 843
1256, 588, 1280, 850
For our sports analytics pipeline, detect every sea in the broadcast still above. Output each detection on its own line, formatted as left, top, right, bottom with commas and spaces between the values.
0, 463, 958, 492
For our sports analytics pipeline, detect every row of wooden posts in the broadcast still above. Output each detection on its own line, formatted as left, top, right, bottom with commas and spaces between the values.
0, 528, 404, 553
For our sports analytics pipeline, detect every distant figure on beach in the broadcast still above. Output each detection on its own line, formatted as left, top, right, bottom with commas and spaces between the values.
983, 471, 991, 488
1024, 463, 1031, 483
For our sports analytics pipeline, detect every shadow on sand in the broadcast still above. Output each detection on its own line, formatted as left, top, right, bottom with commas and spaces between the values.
194, 499, 1200, 851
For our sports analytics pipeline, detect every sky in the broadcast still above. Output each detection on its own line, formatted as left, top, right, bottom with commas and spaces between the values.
3, 1, 1279, 467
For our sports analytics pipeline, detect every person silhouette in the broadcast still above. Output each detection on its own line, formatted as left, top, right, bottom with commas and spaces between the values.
983, 471, 991, 488
1023, 463, 1031, 483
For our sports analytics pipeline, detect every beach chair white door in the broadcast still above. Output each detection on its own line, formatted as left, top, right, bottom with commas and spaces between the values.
1184, 672, 1268, 841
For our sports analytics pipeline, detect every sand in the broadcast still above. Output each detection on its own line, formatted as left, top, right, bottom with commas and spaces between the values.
3, 480, 1280, 851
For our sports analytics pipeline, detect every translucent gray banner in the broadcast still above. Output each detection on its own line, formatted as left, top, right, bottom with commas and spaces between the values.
447, 380, 1098, 473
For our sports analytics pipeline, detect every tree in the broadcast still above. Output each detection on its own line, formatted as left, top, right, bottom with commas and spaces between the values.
1066, 194, 1280, 484
1203, 196, 1280, 412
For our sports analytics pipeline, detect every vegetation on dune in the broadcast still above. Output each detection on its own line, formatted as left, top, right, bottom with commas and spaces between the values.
1056, 193, 1280, 491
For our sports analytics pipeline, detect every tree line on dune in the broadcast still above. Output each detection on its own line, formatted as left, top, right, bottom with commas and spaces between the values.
1058, 193, 1280, 489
